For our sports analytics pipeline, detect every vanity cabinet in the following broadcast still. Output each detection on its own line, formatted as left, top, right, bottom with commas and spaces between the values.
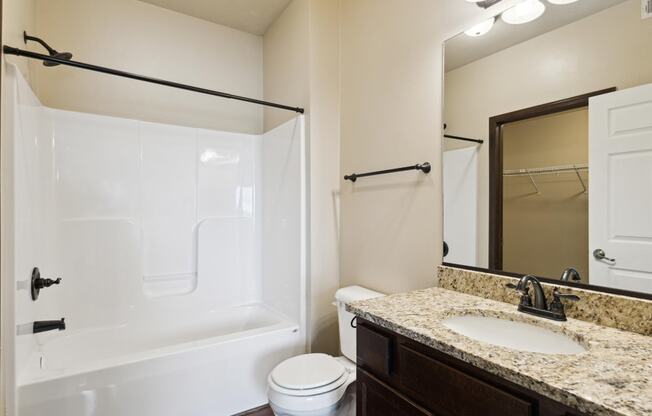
356, 319, 582, 416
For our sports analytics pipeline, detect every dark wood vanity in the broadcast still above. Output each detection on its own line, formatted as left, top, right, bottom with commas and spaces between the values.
356, 318, 582, 416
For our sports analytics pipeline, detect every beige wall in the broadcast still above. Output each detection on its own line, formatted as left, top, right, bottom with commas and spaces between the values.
263, 0, 310, 133
31, 0, 263, 133
263, 0, 341, 355
444, 0, 652, 268
336, 0, 518, 295
305, 0, 341, 355
502, 109, 589, 281
3, 0, 36, 84
339, 0, 444, 294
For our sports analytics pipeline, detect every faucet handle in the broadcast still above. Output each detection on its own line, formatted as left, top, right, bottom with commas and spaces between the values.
549, 288, 579, 319
506, 282, 528, 294
506, 283, 532, 307
552, 288, 580, 302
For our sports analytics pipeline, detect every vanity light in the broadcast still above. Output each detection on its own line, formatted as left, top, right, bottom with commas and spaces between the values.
464, 17, 496, 37
501, 0, 546, 24
547, 0, 579, 4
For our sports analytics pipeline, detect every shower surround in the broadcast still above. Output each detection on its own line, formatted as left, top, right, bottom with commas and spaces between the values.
2, 65, 307, 416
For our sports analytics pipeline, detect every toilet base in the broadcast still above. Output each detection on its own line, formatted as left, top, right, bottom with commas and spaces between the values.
270, 383, 356, 416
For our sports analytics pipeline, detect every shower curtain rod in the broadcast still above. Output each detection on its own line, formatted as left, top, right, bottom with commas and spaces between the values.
444, 134, 484, 144
3, 45, 305, 114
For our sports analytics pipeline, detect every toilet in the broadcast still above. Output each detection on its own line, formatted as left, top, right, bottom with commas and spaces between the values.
267, 286, 384, 416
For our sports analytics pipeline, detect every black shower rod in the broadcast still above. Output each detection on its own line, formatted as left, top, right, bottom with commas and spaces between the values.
3, 45, 304, 114
444, 134, 484, 144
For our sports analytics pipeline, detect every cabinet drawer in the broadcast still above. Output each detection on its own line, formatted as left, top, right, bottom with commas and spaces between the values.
398, 344, 533, 416
357, 323, 393, 377
357, 368, 432, 416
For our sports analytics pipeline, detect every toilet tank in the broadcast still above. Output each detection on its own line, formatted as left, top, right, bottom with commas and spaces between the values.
334, 286, 384, 362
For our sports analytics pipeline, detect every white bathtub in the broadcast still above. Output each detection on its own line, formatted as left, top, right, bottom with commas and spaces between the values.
18, 304, 304, 416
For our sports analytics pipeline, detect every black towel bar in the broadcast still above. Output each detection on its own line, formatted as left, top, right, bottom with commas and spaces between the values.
344, 162, 431, 182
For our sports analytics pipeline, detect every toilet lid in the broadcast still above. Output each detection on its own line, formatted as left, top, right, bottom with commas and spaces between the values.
271, 353, 345, 390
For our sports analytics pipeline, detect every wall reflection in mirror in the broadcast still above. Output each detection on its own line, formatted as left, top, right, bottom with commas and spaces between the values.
443, 0, 652, 296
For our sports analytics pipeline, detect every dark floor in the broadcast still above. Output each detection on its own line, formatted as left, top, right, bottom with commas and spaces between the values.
235, 404, 273, 416
237, 383, 356, 415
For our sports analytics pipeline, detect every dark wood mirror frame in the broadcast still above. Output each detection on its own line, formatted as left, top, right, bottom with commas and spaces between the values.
444, 87, 652, 301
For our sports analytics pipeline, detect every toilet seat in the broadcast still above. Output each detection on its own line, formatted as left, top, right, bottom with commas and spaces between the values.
267, 354, 355, 414
269, 371, 349, 397
269, 354, 349, 396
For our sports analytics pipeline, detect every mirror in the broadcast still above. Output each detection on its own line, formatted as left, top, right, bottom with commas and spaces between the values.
443, 0, 652, 297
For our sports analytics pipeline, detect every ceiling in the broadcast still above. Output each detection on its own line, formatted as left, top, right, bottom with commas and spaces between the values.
138, 0, 292, 35
445, 0, 628, 71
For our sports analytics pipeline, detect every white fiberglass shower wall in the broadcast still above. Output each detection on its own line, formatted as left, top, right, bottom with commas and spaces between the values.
2, 65, 307, 416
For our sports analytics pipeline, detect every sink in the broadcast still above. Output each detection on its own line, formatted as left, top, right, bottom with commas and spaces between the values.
441, 315, 586, 355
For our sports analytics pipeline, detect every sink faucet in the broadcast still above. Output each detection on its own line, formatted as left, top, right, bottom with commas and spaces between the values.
507, 275, 579, 321
560, 267, 581, 282
515, 275, 547, 310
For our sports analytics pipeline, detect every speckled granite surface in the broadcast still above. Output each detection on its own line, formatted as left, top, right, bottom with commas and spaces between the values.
437, 266, 652, 336
347, 287, 652, 416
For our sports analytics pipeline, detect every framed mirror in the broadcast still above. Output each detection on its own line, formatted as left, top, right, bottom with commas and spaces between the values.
442, 0, 652, 299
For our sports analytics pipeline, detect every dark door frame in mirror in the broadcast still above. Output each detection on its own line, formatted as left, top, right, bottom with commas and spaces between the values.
488, 87, 617, 271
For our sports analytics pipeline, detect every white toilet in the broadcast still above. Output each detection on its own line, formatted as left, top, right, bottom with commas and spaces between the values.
267, 286, 384, 416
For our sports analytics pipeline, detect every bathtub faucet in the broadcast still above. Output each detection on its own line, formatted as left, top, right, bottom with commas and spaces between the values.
33, 318, 66, 334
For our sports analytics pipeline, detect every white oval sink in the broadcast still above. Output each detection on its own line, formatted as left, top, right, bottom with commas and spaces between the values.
441, 316, 586, 355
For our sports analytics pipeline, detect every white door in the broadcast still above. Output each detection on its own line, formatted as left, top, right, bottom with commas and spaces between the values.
443, 147, 478, 266
589, 83, 652, 294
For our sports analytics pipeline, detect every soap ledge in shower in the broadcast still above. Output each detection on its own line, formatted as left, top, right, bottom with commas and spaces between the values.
142, 273, 197, 298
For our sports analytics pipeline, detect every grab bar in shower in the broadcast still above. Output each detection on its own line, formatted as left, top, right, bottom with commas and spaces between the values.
344, 162, 431, 182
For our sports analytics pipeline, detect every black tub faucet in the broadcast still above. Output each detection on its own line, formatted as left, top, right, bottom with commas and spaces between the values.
33, 318, 65, 334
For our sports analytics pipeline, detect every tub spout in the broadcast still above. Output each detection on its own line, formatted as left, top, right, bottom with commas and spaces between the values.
33, 318, 65, 334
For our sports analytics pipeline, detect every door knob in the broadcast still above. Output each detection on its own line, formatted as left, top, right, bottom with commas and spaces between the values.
593, 249, 615, 262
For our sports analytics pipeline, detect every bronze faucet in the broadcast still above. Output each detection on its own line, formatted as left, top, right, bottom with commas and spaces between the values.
507, 275, 579, 321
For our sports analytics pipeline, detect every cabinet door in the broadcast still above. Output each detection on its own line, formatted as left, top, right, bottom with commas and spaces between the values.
357, 369, 433, 416
357, 323, 394, 378
398, 344, 533, 416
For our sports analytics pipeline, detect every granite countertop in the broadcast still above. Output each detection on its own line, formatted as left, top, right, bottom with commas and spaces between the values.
346, 287, 652, 416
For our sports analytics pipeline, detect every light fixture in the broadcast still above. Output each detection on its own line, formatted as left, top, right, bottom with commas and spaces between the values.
464, 17, 496, 37
466, 0, 504, 8
501, 0, 546, 24
547, 0, 579, 4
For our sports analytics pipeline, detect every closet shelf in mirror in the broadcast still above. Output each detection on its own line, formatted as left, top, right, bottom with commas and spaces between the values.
503, 163, 588, 193
503, 163, 588, 176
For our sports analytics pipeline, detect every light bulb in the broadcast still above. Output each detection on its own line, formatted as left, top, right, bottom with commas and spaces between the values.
502, 0, 546, 25
464, 18, 496, 37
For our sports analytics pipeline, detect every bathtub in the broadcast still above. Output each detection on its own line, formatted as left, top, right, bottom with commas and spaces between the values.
18, 303, 304, 416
